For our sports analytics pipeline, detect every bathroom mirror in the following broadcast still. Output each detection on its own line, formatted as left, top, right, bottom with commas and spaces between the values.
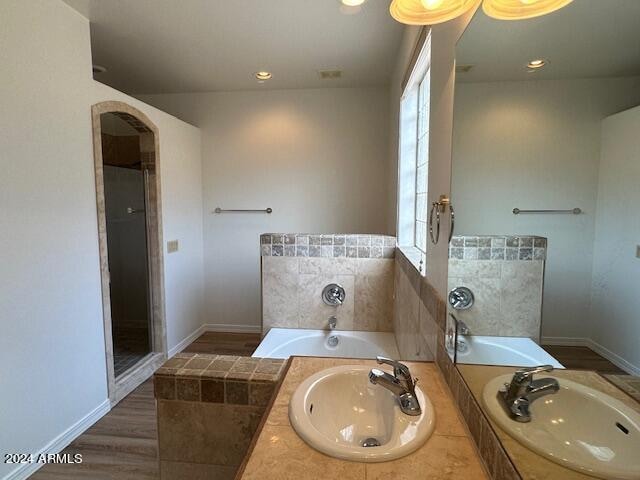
448, 0, 640, 394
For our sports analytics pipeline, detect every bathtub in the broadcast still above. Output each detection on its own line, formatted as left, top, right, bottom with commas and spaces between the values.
453, 335, 564, 368
252, 328, 400, 360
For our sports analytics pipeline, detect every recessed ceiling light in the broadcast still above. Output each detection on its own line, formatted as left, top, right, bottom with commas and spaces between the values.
255, 71, 272, 81
527, 59, 547, 70
341, 0, 366, 6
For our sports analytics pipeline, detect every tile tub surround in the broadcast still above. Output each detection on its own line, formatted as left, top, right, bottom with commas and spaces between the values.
448, 249, 545, 341
262, 256, 395, 333
260, 233, 396, 259
237, 357, 489, 480
457, 364, 640, 480
393, 249, 448, 361
153, 353, 286, 480
395, 249, 521, 479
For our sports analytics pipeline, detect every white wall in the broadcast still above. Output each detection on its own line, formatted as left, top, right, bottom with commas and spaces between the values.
0, 2, 204, 476
0, 2, 106, 478
589, 105, 640, 374
451, 77, 640, 341
139, 88, 390, 330
93, 82, 204, 353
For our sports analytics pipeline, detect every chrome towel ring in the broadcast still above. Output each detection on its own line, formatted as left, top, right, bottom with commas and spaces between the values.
429, 195, 455, 245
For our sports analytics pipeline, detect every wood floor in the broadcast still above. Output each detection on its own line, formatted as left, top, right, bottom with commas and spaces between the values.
181, 331, 261, 356
542, 345, 627, 375
31, 332, 260, 480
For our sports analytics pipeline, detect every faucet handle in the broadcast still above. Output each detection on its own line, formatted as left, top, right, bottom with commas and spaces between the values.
376, 356, 411, 378
513, 365, 554, 384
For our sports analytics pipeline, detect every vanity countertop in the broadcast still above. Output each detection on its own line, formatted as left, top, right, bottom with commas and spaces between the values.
457, 364, 640, 480
236, 356, 489, 480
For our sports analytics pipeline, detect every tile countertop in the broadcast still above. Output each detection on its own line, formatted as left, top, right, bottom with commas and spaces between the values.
236, 357, 489, 480
457, 364, 640, 480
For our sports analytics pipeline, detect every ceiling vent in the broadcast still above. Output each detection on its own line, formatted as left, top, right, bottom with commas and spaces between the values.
455, 64, 474, 73
318, 69, 343, 80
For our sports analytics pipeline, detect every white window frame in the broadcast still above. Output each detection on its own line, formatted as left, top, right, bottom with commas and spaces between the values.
397, 31, 432, 274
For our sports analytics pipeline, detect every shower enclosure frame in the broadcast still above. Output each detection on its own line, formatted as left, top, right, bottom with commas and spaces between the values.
91, 101, 167, 406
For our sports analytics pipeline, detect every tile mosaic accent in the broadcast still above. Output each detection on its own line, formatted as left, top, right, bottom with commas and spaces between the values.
449, 235, 546, 262
260, 233, 395, 259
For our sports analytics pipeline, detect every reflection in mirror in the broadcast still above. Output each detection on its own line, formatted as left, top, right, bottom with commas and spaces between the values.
448, 0, 640, 396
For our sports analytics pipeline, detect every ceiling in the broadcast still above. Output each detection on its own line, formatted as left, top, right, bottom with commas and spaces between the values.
63, 0, 404, 94
457, 0, 640, 83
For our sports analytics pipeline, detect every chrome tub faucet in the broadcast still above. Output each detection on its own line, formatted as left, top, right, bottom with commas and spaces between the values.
499, 365, 560, 422
369, 356, 421, 416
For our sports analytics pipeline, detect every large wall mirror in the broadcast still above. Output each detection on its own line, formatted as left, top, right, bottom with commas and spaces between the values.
448, 0, 640, 381
447, 3, 640, 478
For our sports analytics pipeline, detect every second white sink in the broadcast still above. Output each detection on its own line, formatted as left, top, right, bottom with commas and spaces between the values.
288, 365, 435, 462
483, 374, 640, 480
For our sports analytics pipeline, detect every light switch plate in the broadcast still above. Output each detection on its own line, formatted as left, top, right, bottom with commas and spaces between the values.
167, 240, 179, 253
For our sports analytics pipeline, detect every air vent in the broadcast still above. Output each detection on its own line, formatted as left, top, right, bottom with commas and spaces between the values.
456, 64, 474, 73
318, 69, 343, 80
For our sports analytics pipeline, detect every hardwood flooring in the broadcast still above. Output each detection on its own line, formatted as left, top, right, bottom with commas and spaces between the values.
30, 332, 260, 480
542, 345, 627, 375
181, 331, 260, 356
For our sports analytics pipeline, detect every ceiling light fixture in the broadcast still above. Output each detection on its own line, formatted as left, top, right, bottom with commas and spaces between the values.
255, 71, 272, 81
341, 0, 366, 5
482, 0, 573, 20
389, 0, 479, 25
526, 58, 547, 70
389, 0, 572, 25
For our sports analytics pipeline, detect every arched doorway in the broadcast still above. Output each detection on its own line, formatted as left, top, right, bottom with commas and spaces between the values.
91, 101, 167, 405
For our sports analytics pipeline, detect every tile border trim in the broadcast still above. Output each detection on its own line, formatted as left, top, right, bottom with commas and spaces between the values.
449, 235, 547, 261
260, 233, 396, 258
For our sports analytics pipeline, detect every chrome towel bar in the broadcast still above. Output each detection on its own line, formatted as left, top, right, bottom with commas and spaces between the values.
213, 207, 273, 214
513, 208, 581, 215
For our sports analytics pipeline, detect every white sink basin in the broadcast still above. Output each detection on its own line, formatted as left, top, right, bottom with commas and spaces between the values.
483, 374, 640, 480
288, 365, 435, 462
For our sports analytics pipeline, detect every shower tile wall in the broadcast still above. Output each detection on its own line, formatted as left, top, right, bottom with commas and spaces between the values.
261, 234, 396, 334
448, 235, 546, 341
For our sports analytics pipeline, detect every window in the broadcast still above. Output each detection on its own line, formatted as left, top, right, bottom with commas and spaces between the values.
397, 32, 431, 273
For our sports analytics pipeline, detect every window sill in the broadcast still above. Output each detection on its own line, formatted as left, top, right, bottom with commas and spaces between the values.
397, 245, 426, 276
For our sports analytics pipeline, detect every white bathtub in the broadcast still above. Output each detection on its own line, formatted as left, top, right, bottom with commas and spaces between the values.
453, 335, 564, 368
252, 328, 400, 360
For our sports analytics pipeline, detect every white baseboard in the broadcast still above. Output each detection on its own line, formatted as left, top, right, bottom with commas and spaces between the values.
168, 324, 206, 357
588, 340, 640, 376
541, 336, 591, 347
4, 399, 110, 480
203, 323, 262, 334
541, 336, 640, 376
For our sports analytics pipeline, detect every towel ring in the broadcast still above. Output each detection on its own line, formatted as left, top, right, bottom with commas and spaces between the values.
448, 204, 455, 243
429, 201, 441, 244
429, 194, 454, 245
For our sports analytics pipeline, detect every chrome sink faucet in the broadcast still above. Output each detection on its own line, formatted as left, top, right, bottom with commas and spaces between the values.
499, 365, 560, 422
368, 356, 421, 416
